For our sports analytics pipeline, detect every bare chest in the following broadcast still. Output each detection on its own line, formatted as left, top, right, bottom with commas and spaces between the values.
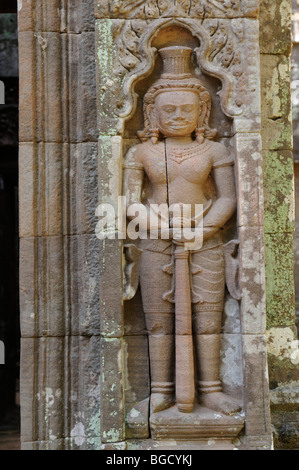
142, 144, 214, 185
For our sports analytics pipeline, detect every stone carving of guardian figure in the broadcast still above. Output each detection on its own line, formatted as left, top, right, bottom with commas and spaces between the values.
123, 46, 242, 428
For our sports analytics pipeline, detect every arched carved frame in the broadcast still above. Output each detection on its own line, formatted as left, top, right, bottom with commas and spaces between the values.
97, 15, 272, 449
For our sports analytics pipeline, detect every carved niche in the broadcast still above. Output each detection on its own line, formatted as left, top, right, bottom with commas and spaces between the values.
120, 21, 244, 442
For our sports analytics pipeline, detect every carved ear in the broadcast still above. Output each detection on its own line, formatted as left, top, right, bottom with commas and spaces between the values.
147, 104, 156, 128
198, 101, 207, 129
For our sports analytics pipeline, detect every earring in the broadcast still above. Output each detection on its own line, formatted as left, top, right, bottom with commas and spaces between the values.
150, 128, 159, 145
196, 127, 205, 144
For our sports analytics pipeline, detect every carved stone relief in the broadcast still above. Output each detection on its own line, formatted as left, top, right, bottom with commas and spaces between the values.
122, 45, 244, 440
97, 16, 259, 136
96, 5, 272, 450
96, 0, 259, 19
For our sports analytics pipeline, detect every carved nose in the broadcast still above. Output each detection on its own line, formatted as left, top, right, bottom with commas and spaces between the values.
173, 110, 184, 120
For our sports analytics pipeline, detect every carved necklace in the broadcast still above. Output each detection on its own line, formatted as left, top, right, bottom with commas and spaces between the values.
148, 139, 213, 164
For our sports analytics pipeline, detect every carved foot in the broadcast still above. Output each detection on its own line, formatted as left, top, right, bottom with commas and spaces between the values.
151, 393, 175, 413
199, 392, 242, 416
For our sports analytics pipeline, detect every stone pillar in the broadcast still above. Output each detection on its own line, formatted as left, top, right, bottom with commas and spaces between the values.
18, 0, 102, 450
260, 0, 299, 449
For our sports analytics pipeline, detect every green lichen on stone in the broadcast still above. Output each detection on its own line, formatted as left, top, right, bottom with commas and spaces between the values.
268, 354, 299, 389
96, 19, 127, 136
263, 150, 295, 233
265, 233, 295, 329
260, 54, 293, 151
259, 0, 292, 55
86, 410, 101, 450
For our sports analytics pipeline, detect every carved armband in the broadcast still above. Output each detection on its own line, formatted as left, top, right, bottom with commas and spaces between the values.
212, 154, 235, 169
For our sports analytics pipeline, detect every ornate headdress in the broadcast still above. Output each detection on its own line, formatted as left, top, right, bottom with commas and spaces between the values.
138, 46, 217, 144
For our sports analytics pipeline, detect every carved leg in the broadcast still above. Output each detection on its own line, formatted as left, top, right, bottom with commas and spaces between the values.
139, 243, 175, 413
193, 309, 241, 415
145, 313, 175, 413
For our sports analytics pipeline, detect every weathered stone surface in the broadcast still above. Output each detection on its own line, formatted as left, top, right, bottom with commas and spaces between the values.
99, 239, 124, 338
263, 150, 295, 234
259, 0, 292, 55
233, 133, 264, 227
21, 336, 101, 450
19, 32, 37, 142
241, 334, 272, 449
124, 335, 150, 404
239, 227, 266, 334
21, 337, 65, 444
20, 234, 101, 338
95, 0, 259, 20
67, 235, 101, 336
272, 410, 299, 449
267, 326, 299, 387
264, 233, 295, 328
20, 237, 65, 338
35, 32, 63, 142
220, 333, 243, 399
19, 143, 37, 238
18, 0, 95, 33
100, 337, 125, 443
260, 54, 292, 151
68, 143, 99, 235
67, 32, 97, 142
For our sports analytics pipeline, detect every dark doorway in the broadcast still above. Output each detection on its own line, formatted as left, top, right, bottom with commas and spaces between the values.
0, 0, 20, 450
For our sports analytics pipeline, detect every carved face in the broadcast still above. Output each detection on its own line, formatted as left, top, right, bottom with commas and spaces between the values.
154, 91, 200, 138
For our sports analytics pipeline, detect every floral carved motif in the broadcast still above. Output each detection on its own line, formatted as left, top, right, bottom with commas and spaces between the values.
98, 0, 258, 19
103, 17, 248, 125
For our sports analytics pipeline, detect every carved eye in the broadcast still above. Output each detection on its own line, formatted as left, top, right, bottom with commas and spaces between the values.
163, 106, 175, 113
182, 106, 194, 113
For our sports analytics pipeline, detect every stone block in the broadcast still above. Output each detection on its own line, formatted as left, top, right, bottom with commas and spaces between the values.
260, 54, 292, 151
18, 0, 35, 32
96, 20, 126, 136
20, 236, 65, 338
19, 143, 65, 238
272, 410, 299, 449
263, 150, 295, 234
67, 33, 97, 142
68, 336, 102, 450
220, 333, 243, 399
98, 135, 123, 221
100, 337, 125, 443
62, 0, 95, 33
19, 32, 37, 142
241, 334, 272, 448
259, 0, 292, 55
21, 336, 102, 450
34, 0, 61, 32
21, 337, 65, 444
67, 234, 101, 337
124, 335, 150, 404
239, 227, 266, 335
35, 32, 63, 142
233, 19, 261, 134
19, 143, 37, 238
264, 233, 295, 328
68, 143, 99, 235
99, 239, 124, 338
233, 133, 264, 227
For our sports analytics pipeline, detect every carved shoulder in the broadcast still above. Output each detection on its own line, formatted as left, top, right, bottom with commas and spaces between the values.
209, 141, 234, 169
